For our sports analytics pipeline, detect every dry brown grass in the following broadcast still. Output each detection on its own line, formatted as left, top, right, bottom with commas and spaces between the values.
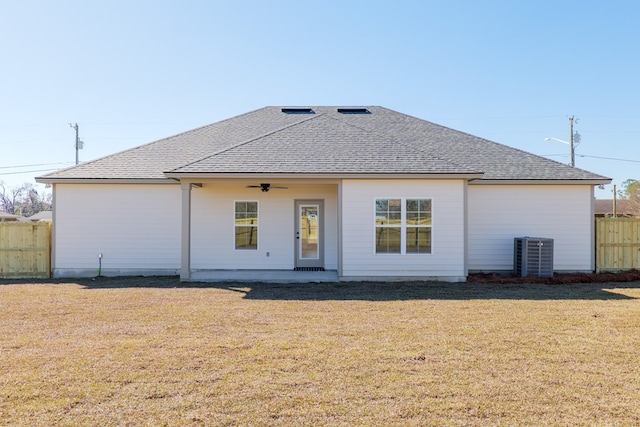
1, 276, 640, 426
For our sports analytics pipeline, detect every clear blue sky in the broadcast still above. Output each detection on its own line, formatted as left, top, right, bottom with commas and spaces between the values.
2, 1, 638, 198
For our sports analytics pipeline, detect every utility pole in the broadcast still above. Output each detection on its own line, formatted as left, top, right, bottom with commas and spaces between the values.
69, 123, 83, 165
569, 116, 576, 167
545, 117, 580, 167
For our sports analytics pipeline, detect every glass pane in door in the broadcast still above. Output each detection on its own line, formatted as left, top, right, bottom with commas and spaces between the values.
300, 204, 319, 259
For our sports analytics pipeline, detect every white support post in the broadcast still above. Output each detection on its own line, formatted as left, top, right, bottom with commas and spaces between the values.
337, 180, 343, 278
180, 182, 192, 281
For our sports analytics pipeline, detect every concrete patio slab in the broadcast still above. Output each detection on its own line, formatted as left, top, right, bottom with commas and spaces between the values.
189, 269, 339, 283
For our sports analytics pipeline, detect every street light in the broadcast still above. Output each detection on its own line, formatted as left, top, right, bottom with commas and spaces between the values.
544, 133, 581, 168
545, 116, 580, 167
545, 137, 570, 144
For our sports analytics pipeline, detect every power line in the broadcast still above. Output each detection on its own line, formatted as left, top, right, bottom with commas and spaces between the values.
0, 168, 60, 176
0, 138, 68, 145
544, 152, 640, 163
576, 154, 640, 163
0, 162, 70, 170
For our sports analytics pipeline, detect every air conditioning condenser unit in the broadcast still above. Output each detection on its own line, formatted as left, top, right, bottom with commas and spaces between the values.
514, 237, 554, 278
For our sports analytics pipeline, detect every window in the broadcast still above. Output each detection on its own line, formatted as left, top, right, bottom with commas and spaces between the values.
375, 198, 431, 254
405, 199, 432, 253
375, 199, 402, 253
235, 201, 258, 250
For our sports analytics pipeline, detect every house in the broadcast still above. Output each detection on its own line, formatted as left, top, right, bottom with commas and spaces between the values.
0, 211, 21, 222
20, 210, 53, 222
594, 199, 640, 218
37, 106, 610, 282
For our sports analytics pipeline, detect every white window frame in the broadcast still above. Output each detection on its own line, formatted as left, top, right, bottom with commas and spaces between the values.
374, 197, 432, 255
234, 200, 259, 251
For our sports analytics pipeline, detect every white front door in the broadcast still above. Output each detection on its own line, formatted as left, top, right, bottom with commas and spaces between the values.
295, 200, 324, 269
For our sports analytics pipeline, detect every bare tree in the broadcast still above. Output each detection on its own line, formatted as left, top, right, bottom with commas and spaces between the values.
0, 182, 23, 214
0, 182, 52, 217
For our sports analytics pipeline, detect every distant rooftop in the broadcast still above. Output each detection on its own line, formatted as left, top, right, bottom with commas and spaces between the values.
0, 211, 21, 222
594, 199, 640, 217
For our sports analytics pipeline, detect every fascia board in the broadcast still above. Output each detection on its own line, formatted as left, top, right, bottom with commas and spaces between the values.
35, 178, 175, 185
470, 179, 612, 185
163, 172, 485, 180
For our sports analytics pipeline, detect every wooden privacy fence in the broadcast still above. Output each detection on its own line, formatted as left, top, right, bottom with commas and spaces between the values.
0, 222, 51, 279
595, 218, 640, 272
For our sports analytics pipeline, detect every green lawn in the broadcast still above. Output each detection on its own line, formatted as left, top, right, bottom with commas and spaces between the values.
1, 277, 640, 426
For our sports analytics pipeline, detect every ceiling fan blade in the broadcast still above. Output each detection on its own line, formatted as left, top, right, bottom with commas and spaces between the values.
246, 183, 288, 192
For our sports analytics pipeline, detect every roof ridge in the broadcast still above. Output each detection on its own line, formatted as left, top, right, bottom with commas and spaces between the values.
169, 110, 327, 172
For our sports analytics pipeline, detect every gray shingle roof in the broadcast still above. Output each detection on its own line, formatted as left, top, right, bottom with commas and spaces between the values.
37, 106, 610, 182
173, 113, 478, 175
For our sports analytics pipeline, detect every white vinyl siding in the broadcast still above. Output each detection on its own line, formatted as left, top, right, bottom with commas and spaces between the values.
53, 184, 181, 276
467, 184, 594, 272
342, 179, 465, 280
191, 183, 338, 270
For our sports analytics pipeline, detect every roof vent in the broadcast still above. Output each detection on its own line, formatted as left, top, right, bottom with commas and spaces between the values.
281, 107, 314, 114
337, 108, 370, 114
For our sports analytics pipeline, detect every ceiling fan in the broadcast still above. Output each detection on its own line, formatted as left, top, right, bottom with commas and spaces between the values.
246, 183, 288, 192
